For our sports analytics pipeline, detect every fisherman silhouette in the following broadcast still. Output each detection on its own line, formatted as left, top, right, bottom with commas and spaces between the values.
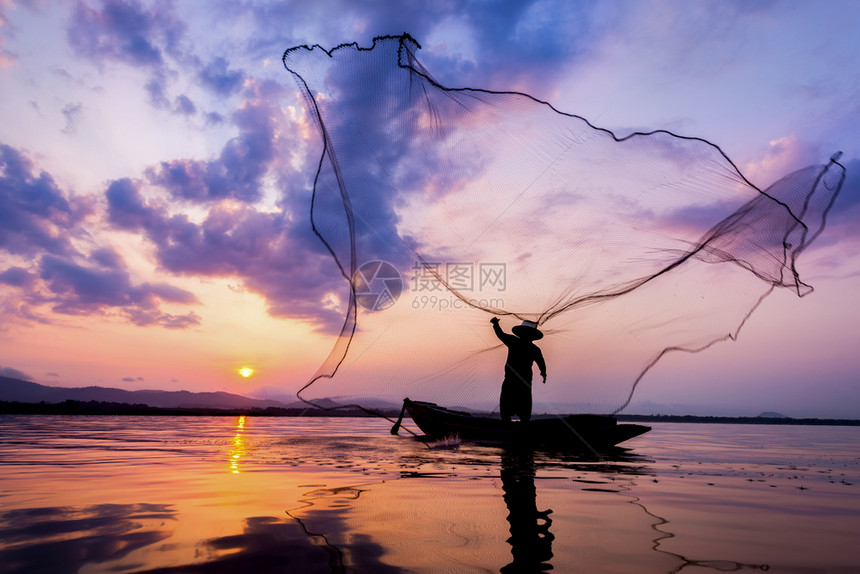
491, 317, 547, 423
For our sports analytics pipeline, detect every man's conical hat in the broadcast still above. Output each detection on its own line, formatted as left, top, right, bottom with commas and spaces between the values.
512, 320, 543, 341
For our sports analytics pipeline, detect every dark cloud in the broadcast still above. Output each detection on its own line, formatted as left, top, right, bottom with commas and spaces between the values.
422, 0, 592, 91
0, 143, 86, 257
0, 267, 38, 288
144, 159, 210, 201
95, 74, 358, 332
67, 0, 189, 110
38, 252, 200, 328
89, 246, 124, 269
61, 102, 83, 135
0, 366, 33, 380
173, 93, 196, 115
0, 144, 200, 329
67, 0, 185, 68
199, 56, 245, 96
81, 16, 603, 335
283, 37, 485, 263
238, 0, 593, 96
205, 111, 225, 125
145, 80, 286, 203
62, 1, 251, 118
66, 1, 589, 122
144, 73, 171, 109
126, 307, 201, 328
105, 156, 349, 331
107, 182, 345, 331
831, 158, 860, 213
105, 177, 161, 230
816, 157, 860, 246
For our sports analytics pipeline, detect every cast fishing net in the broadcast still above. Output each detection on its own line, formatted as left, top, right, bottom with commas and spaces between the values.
283, 34, 845, 415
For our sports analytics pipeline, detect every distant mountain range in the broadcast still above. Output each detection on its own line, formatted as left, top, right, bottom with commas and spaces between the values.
0, 376, 312, 410
2, 377, 857, 424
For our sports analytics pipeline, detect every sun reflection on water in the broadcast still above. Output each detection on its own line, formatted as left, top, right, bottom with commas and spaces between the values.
229, 415, 246, 474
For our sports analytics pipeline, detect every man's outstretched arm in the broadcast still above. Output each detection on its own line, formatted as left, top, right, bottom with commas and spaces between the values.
536, 348, 547, 383
490, 317, 513, 343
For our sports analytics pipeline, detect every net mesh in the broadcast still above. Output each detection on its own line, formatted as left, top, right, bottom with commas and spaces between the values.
283, 34, 846, 415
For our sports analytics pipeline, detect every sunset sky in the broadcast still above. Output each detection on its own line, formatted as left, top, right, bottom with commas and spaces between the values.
1, 0, 858, 417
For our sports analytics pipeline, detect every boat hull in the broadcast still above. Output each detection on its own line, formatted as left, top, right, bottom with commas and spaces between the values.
402, 399, 650, 451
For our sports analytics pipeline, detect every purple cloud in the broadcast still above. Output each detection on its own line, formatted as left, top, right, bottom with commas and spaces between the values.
103, 98, 352, 331
38, 252, 200, 327
204, 111, 225, 125
0, 143, 89, 257
106, 68, 425, 332
145, 80, 286, 202
38, 254, 139, 308
64, 1, 248, 117
61, 102, 83, 135
144, 74, 171, 109
831, 158, 859, 214
199, 56, 245, 96
83, 26, 605, 336
0, 267, 38, 288
67, 0, 192, 111
0, 144, 200, 329
144, 159, 209, 201
105, 178, 162, 230
812, 157, 859, 246
67, 0, 184, 68
173, 94, 196, 116
0, 366, 33, 380
239, 1, 588, 96
106, 180, 345, 331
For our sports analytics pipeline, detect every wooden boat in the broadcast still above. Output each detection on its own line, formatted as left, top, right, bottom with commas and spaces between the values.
392, 398, 650, 452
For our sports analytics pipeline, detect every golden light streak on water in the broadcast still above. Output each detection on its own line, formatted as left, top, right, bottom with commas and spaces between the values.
229, 415, 246, 474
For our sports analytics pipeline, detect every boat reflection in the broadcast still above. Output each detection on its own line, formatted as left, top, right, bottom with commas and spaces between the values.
500, 447, 554, 572
0, 503, 176, 573
284, 484, 402, 573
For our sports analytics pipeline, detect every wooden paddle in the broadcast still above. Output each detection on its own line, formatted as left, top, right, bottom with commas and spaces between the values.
390, 398, 409, 435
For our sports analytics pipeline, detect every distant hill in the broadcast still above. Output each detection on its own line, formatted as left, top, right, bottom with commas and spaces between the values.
758, 411, 788, 418
0, 376, 304, 410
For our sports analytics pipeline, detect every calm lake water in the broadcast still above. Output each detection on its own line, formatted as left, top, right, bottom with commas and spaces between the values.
0, 415, 858, 573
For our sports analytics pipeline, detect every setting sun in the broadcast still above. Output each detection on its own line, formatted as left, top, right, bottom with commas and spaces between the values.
238, 367, 255, 378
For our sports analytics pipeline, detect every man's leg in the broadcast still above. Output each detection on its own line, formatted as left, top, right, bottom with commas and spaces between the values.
500, 381, 513, 423
518, 388, 533, 423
